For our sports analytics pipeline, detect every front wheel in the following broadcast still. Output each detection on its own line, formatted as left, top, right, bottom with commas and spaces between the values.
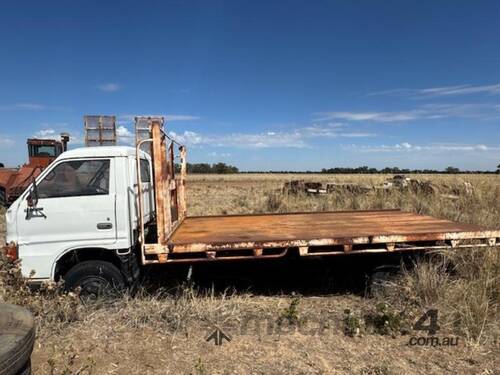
64, 260, 125, 300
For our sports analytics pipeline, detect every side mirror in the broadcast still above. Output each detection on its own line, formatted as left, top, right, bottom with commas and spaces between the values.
26, 193, 33, 207
27, 177, 39, 207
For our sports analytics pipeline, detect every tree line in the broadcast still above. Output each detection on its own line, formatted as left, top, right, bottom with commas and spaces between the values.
243, 165, 500, 174
174, 163, 500, 174
175, 162, 239, 174
319, 165, 499, 174
320, 166, 465, 174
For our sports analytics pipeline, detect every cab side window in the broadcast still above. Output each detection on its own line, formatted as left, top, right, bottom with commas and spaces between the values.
37, 159, 110, 198
140, 159, 151, 183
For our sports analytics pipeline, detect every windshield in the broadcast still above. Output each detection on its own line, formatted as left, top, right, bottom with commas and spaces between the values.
37, 159, 110, 198
29, 144, 57, 157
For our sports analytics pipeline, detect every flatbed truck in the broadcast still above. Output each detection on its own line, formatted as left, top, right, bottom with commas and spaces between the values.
3, 117, 499, 295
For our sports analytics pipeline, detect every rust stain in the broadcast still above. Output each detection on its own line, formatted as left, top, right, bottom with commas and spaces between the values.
177, 146, 187, 221
157, 253, 168, 263
152, 120, 167, 245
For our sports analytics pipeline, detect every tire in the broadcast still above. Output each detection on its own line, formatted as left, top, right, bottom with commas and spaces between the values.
63, 260, 125, 301
0, 304, 35, 375
15, 360, 30, 375
0, 188, 6, 208
367, 265, 401, 297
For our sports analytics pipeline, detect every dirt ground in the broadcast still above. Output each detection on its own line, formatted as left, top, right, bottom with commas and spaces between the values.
1, 173, 499, 374
30, 296, 499, 375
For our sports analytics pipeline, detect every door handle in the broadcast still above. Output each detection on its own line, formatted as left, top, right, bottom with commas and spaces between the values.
25, 207, 46, 219
97, 222, 113, 230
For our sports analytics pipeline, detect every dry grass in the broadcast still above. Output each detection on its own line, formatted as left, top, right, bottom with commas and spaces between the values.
1, 173, 499, 374
187, 174, 499, 228
0, 206, 5, 247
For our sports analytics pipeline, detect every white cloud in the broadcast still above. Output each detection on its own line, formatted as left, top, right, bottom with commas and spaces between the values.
31, 126, 84, 146
114, 117, 372, 149
15, 103, 46, 110
168, 130, 205, 145
0, 103, 46, 111
222, 132, 307, 148
118, 114, 200, 124
115, 125, 135, 145
301, 123, 376, 138
0, 136, 14, 147
168, 130, 306, 148
34, 128, 56, 138
369, 83, 500, 98
97, 83, 121, 92
165, 115, 200, 122
208, 151, 231, 158
167, 123, 374, 149
116, 125, 133, 138
68, 133, 84, 146
343, 143, 500, 153
339, 132, 376, 138
315, 111, 417, 122
315, 103, 500, 123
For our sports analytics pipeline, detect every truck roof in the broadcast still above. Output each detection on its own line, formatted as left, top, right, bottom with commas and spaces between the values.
59, 146, 149, 159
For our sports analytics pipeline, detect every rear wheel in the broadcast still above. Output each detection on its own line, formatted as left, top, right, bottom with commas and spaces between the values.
367, 265, 401, 297
64, 260, 125, 301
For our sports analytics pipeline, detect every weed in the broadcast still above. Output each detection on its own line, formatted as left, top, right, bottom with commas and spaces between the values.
193, 357, 207, 375
278, 293, 301, 325
46, 344, 95, 375
359, 364, 391, 375
364, 302, 409, 336
343, 308, 363, 337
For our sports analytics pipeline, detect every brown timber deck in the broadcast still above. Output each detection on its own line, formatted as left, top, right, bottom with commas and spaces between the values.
165, 209, 499, 257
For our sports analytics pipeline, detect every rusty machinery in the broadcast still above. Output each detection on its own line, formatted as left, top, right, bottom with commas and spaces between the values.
0, 134, 69, 206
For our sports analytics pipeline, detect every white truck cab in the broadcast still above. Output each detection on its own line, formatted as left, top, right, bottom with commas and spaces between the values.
4, 146, 154, 293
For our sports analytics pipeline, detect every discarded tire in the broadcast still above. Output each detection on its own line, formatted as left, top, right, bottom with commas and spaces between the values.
0, 188, 6, 208
0, 304, 35, 375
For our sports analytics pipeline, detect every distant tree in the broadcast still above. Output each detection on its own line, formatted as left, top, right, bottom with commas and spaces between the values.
0, 163, 4, 168
497, 164, 500, 174
217, 162, 239, 173
445, 166, 460, 174
178, 162, 239, 174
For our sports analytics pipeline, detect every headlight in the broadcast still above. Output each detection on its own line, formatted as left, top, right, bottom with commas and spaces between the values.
3, 241, 18, 261
5, 206, 16, 242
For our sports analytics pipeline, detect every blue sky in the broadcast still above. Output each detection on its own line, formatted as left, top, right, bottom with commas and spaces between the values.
0, 0, 499, 171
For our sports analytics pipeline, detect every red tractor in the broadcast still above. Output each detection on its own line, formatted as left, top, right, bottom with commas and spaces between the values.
0, 134, 69, 206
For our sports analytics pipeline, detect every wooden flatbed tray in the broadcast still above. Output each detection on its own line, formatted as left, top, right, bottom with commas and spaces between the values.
164, 209, 499, 257
137, 123, 499, 264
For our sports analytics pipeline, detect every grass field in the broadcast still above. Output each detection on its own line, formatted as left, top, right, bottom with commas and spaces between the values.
1, 173, 499, 374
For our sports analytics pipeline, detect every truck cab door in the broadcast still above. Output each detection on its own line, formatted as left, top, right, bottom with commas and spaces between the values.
16, 158, 117, 280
